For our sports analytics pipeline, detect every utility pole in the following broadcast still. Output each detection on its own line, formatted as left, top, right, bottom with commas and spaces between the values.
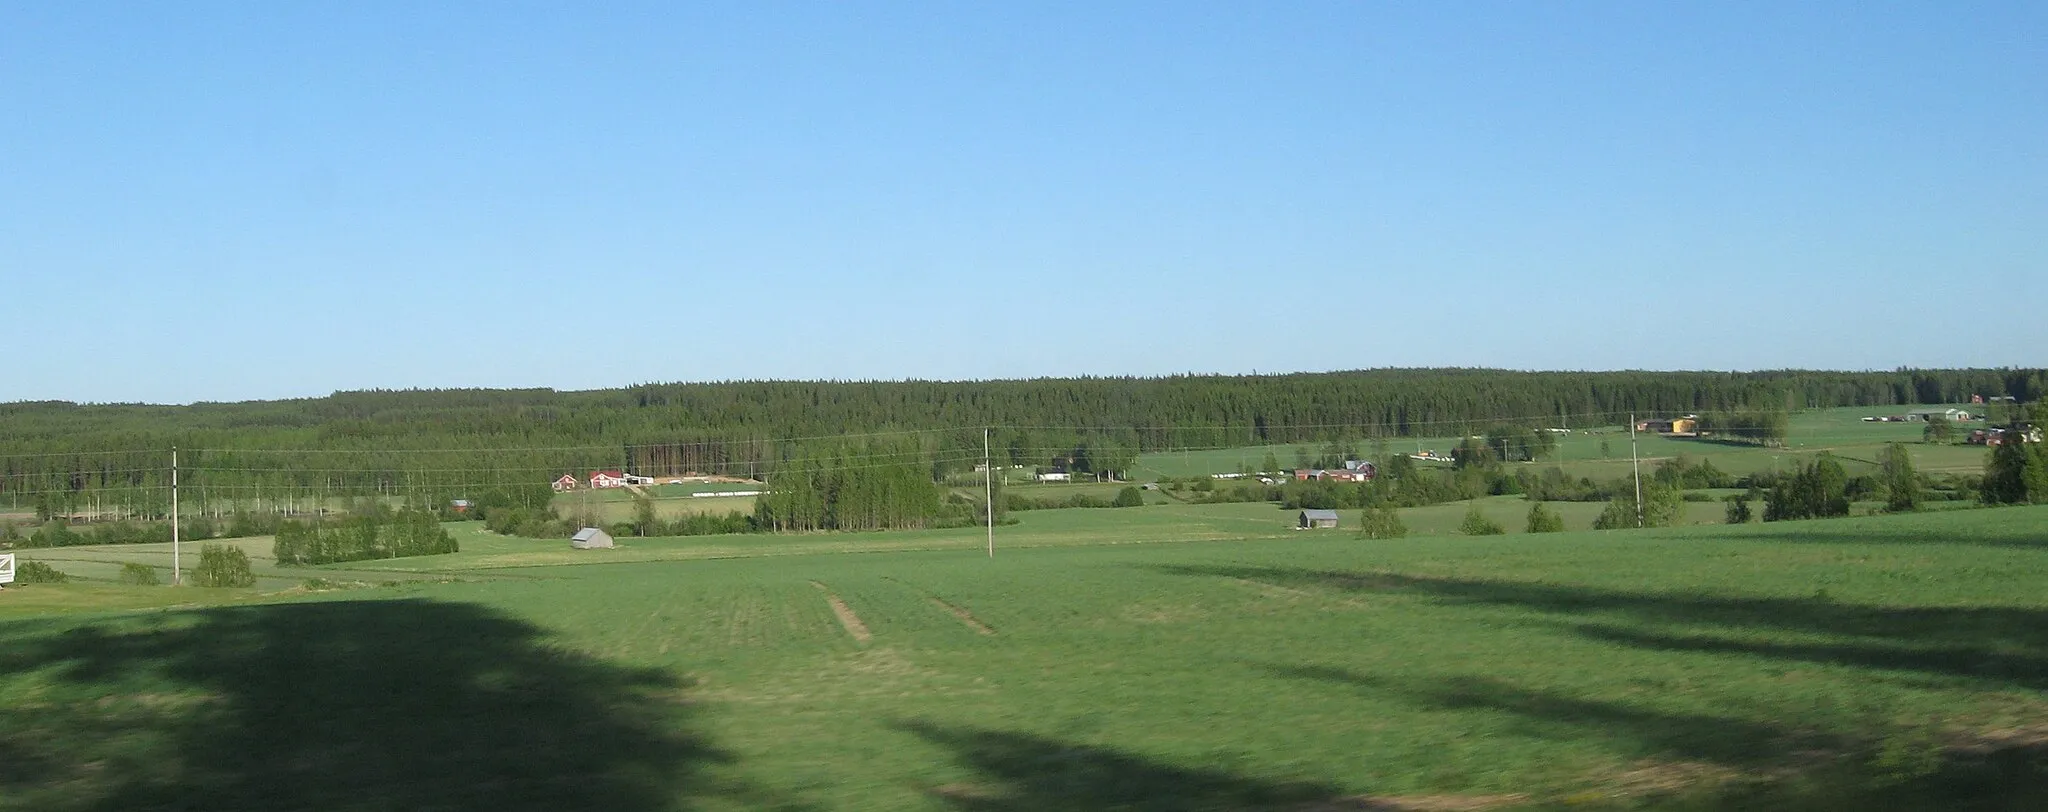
984, 428, 994, 558
171, 447, 181, 586
1630, 414, 1643, 528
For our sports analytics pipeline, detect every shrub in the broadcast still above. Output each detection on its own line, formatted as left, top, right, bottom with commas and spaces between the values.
1357, 504, 1407, 539
1594, 497, 1638, 530
118, 562, 162, 586
16, 560, 69, 583
1724, 492, 1755, 524
192, 543, 256, 588
1525, 501, 1564, 533
1458, 503, 1505, 536
1112, 486, 1145, 508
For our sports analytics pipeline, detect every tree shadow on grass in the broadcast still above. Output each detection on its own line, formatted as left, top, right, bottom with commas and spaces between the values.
1259, 664, 1821, 768
1263, 665, 2048, 811
894, 720, 1358, 812
1154, 564, 2048, 689
0, 598, 777, 812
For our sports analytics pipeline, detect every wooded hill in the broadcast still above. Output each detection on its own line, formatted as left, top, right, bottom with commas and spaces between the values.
2, 368, 2041, 521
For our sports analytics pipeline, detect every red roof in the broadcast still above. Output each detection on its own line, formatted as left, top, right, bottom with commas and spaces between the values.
591, 470, 625, 479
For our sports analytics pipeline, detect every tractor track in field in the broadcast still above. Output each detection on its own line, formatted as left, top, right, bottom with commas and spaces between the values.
928, 597, 997, 636
809, 580, 872, 644
881, 576, 997, 636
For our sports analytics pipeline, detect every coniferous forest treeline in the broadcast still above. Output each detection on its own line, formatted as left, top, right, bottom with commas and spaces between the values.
2, 368, 2042, 528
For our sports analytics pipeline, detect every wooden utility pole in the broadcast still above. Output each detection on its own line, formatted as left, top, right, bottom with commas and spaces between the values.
171, 447, 180, 586
984, 428, 995, 558
1630, 415, 1643, 528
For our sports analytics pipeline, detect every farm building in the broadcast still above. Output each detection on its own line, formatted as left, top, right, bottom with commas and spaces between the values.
1036, 471, 1071, 483
1298, 509, 1340, 530
1326, 461, 1377, 483
590, 470, 628, 489
1635, 418, 1698, 435
1978, 426, 2044, 446
570, 527, 614, 549
552, 474, 579, 492
1907, 408, 1973, 422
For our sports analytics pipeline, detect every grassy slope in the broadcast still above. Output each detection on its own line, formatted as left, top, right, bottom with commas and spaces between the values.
5, 505, 2048, 810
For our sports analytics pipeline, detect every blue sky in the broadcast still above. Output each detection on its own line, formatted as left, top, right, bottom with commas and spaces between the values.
4, 1, 2043, 404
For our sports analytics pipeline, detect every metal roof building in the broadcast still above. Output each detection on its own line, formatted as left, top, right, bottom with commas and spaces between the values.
1298, 509, 1340, 529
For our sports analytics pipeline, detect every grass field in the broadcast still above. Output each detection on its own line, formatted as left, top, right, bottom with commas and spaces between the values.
1132, 406, 1995, 482
5, 498, 2047, 810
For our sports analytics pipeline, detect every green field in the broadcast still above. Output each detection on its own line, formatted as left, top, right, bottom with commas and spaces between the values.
1133, 406, 1995, 481
5, 501, 2047, 810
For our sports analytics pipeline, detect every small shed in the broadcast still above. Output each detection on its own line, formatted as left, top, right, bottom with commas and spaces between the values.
571, 527, 615, 550
1298, 509, 1340, 530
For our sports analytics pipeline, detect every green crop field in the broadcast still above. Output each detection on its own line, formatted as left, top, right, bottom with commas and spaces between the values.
5, 501, 2047, 811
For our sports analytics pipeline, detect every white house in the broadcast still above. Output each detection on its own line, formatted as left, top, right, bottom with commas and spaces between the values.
590, 470, 629, 489
552, 474, 579, 492
1036, 471, 1071, 483
1907, 408, 1973, 422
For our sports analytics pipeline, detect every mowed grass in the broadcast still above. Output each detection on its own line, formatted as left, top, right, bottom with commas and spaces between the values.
5, 504, 2048, 810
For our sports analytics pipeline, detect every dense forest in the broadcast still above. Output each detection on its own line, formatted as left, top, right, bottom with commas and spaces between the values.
2, 368, 2041, 526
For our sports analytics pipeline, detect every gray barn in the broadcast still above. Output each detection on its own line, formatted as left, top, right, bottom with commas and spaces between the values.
571, 527, 615, 549
1298, 509, 1340, 529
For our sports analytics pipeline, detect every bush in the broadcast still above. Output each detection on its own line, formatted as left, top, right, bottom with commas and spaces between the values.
1725, 491, 1755, 524
1525, 501, 1564, 533
118, 562, 162, 586
15, 560, 68, 583
1458, 503, 1506, 536
1357, 504, 1407, 539
1112, 486, 1145, 508
1594, 497, 1638, 530
192, 543, 256, 588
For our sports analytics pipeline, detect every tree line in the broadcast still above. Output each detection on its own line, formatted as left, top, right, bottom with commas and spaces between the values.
5, 368, 2043, 535
273, 508, 458, 565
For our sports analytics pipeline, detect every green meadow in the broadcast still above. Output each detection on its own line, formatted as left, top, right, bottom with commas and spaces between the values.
1133, 406, 1995, 482
6, 497, 2048, 810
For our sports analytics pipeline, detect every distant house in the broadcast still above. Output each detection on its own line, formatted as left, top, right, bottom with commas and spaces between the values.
1907, 408, 1973, 423
1298, 509, 1340, 529
624, 474, 655, 486
1036, 471, 1071, 483
1635, 418, 1698, 435
590, 470, 628, 489
553, 474, 579, 492
1985, 426, 2044, 446
1327, 461, 1377, 483
449, 499, 472, 514
571, 527, 615, 549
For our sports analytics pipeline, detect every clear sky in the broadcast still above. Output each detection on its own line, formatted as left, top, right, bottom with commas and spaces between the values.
4, 1, 2043, 404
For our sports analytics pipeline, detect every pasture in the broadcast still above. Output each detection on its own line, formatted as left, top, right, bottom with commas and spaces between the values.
5, 501, 2047, 810
1132, 406, 1994, 483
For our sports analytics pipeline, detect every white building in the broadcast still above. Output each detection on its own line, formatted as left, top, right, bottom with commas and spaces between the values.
571, 527, 615, 549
